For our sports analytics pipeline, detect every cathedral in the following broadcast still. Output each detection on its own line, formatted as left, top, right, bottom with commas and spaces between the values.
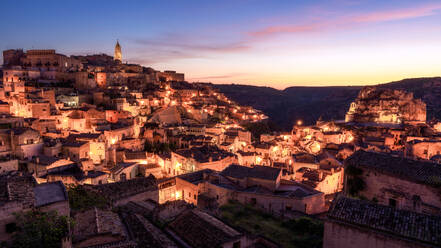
114, 40, 122, 62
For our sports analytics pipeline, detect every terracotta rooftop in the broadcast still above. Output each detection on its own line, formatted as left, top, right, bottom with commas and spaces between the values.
328, 196, 441, 246
346, 150, 441, 186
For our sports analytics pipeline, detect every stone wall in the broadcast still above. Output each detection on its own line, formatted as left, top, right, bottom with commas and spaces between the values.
176, 177, 199, 205
356, 168, 441, 214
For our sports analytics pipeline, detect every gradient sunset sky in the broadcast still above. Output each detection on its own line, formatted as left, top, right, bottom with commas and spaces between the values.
1, 0, 441, 89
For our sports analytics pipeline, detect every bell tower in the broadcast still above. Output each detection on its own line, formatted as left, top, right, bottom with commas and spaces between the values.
114, 40, 122, 62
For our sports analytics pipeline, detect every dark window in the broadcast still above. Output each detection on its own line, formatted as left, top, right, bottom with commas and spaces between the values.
389, 198, 397, 208
5, 223, 17, 233
120, 173, 127, 181
194, 194, 197, 200
250, 198, 256, 205
233, 241, 241, 248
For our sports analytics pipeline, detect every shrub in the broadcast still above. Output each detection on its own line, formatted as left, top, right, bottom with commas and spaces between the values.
67, 185, 108, 211
11, 210, 72, 248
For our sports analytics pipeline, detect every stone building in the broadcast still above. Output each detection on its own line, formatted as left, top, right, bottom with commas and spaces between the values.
174, 165, 326, 216
73, 207, 129, 248
324, 196, 441, 248
3, 49, 82, 72
345, 87, 426, 125
405, 139, 441, 161
295, 165, 344, 195
84, 175, 159, 207
0, 127, 44, 159
345, 150, 441, 215
0, 172, 69, 242
170, 145, 236, 177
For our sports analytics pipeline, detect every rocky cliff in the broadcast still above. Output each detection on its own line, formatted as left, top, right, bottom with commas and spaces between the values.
212, 77, 440, 130
345, 87, 426, 124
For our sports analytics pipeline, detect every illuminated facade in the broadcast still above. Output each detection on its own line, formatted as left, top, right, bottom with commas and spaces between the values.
114, 40, 122, 62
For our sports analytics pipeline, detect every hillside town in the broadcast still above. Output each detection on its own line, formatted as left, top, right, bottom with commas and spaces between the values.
0, 42, 439, 248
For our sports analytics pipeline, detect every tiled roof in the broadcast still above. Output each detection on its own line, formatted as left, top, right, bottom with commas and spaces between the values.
84, 170, 107, 179
253, 142, 273, 149
63, 140, 88, 147
120, 211, 178, 248
86, 175, 158, 202
11, 127, 37, 135
33, 181, 67, 207
73, 207, 126, 244
292, 153, 317, 163
0, 172, 36, 208
175, 145, 234, 163
32, 155, 63, 165
328, 196, 441, 246
110, 162, 137, 174
125, 151, 147, 160
220, 164, 281, 181
345, 150, 441, 186
45, 163, 85, 181
67, 133, 102, 140
168, 209, 242, 248
178, 169, 214, 185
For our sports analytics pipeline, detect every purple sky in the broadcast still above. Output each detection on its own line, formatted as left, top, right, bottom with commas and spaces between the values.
1, 0, 441, 89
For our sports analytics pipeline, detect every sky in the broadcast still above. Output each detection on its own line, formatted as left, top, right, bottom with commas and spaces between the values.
1, 0, 441, 89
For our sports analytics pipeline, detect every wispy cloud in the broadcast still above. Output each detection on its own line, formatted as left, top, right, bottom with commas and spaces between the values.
128, 33, 250, 64
188, 73, 248, 81
135, 39, 249, 53
128, 49, 198, 65
249, 3, 441, 37
354, 3, 441, 23
129, 3, 441, 65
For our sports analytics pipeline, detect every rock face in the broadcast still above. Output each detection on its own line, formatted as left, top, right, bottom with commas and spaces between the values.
345, 87, 426, 124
